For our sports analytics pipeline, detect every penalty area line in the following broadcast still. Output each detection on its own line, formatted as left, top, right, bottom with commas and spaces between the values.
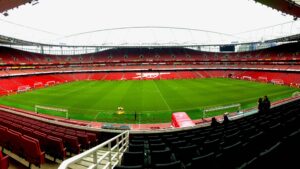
94, 111, 103, 121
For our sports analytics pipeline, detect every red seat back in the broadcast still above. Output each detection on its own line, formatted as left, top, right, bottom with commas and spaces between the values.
21, 135, 45, 166
0, 151, 9, 169
7, 129, 23, 156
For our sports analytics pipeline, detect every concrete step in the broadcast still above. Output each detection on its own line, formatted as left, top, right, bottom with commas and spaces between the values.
67, 149, 120, 169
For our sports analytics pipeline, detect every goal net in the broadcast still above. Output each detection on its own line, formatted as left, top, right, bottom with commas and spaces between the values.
17, 85, 31, 92
242, 76, 252, 81
271, 79, 284, 85
34, 82, 43, 88
258, 76, 268, 83
292, 91, 300, 97
35, 105, 69, 119
202, 103, 241, 118
46, 81, 56, 86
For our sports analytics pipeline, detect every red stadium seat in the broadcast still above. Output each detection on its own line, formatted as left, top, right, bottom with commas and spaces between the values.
6, 129, 23, 156
0, 151, 9, 169
31, 130, 47, 151
64, 135, 81, 154
46, 135, 66, 161
21, 126, 34, 137
0, 125, 8, 149
21, 135, 45, 167
87, 133, 98, 146
76, 133, 91, 149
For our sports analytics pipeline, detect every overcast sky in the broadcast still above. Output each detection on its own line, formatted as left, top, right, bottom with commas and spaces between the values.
0, 0, 298, 45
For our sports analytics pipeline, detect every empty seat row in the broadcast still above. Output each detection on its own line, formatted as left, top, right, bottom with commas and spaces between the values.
0, 126, 45, 168
116, 99, 300, 169
0, 110, 103, 168
0, 43, 299, 66
0, 110, 99, 154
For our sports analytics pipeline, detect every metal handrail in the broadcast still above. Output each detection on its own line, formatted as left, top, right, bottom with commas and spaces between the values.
58, 130, 129, 169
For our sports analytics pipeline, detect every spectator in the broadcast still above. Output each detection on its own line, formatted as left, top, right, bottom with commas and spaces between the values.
223, 112, 230, 125
258, 97, 263, 113
263, 96, 271, 113
211, 117, 220, 127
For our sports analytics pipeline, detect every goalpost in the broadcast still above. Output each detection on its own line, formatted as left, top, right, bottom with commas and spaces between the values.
258, 76, 268, 83
35, 105, 69, 119
242, 76, 252, 81
46, 81, 56, 86
203, 103, 241, 118
17, 85, 31, 92
34, 82, 43, 88
271, 79, 284, 85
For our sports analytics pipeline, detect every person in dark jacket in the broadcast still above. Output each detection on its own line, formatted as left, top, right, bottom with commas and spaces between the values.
223, 112, 230, 125
263, 96, 271, 113
258, 97, 264, 113
211, 117, 220, 127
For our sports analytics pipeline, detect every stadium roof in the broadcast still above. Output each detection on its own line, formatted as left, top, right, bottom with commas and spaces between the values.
0, 0, 38, 14
1, 0, 299, 18
0, 27, 299, 48
0, 0, 299, 48
255, 0, 300, 18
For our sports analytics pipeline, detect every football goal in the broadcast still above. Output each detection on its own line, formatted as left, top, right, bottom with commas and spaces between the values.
17, 85, 31, 92
242, 76, 252, 81
258, 76, 268, 83
292, 91, 300, 97
46, 81, 56, 86
271, 79, 284, 85
203, 103, 241, 118
35, 105, 69, 119
34, 82, 43, 88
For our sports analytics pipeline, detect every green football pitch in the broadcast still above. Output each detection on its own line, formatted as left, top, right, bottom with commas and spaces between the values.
0, 78, 298, 124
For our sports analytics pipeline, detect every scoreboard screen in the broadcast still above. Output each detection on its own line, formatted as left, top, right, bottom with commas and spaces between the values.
220, 45, 235, 52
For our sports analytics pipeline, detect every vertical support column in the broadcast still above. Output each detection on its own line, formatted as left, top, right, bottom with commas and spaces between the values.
93, 151, 97, 168
117, 137, 120, 165
108, 142, 112, 169
123, 133, 126, 152
126, 131, 129, 150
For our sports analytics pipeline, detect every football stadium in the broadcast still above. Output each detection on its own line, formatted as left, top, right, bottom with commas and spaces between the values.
0, 0, 300, 169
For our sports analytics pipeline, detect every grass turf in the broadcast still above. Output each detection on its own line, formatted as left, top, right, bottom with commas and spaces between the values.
0, 78, 298, 124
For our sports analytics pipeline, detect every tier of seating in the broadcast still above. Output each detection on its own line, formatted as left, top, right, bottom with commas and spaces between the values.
0, 110, 99, 167
1, 63, 300, 79
0, 127, 45, 168
0, 42, 299, 67
234, 71, 300, 85
115, 99, 300, 169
